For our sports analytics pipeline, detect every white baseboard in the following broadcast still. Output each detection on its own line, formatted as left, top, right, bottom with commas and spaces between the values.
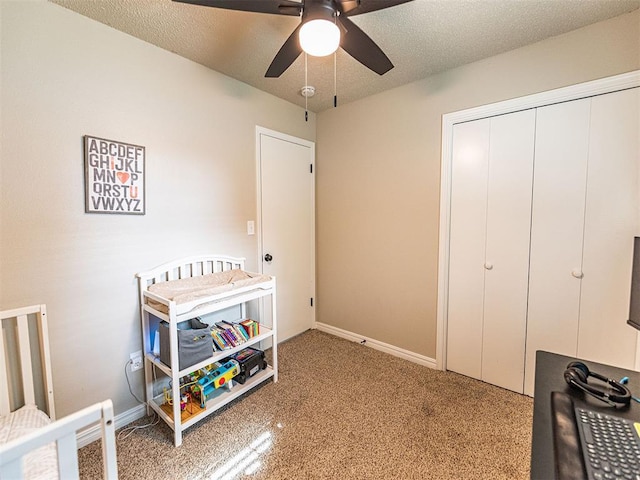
315, 322, 437, 369
77, 403, 147, 448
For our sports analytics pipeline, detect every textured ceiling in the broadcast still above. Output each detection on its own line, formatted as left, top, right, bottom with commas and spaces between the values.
50, 0, 640, 112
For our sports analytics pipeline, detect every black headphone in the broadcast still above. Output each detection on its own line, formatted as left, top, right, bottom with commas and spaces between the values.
564, 361, 631, 406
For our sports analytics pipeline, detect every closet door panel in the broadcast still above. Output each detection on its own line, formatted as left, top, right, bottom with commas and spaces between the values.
579, 88, 640, 368
481, 110, 535, 393
447, 119, 490, 379
524, 99, 592, 396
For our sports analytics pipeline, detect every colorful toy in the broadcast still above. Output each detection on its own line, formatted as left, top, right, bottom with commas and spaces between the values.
197, 360, 240, 407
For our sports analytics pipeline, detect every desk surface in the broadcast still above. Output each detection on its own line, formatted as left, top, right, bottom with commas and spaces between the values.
530, 351, 640, 479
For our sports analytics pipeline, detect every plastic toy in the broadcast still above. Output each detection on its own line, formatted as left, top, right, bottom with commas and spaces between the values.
197, 360, 240, 407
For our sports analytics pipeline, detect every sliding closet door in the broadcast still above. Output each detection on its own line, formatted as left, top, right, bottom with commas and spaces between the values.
481, 110, 535, 392
447, 119, 490, 379
524, 99, 591, 396
578, 88, 639, 368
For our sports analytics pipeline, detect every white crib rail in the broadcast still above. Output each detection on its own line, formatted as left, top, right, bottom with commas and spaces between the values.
0, 400, 118, 479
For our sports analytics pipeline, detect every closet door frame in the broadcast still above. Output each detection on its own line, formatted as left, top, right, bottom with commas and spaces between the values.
436, 70, 640, 372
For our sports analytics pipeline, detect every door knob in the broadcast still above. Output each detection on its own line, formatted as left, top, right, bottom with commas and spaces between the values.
264, 253, 273, 263
571, 270, 584, 279
484, 262, 493, 270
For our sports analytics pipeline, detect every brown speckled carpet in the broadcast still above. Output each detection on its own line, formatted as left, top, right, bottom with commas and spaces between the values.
78, 330, 533, 479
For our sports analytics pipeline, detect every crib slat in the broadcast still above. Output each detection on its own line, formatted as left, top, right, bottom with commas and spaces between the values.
37, 306, 55, 420
0, 318, 10, 416
56, 432, 80, 478
17, 314, 36, 406
101, 400, 118, 479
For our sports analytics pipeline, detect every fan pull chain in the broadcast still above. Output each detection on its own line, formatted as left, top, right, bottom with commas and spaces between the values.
304, 52, 308, 122
334, 51, 337, 108
333, 13, 338, 108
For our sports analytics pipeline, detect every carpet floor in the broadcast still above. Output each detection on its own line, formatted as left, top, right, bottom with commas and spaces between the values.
78, 330, 533, 479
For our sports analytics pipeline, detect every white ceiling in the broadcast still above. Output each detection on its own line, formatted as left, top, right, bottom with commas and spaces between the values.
50, 0, 640, 112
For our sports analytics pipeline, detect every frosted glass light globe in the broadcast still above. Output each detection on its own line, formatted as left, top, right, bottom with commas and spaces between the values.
299, 19, 340, 57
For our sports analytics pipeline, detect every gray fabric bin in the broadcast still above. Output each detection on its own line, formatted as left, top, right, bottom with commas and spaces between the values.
159, 321, 213, 370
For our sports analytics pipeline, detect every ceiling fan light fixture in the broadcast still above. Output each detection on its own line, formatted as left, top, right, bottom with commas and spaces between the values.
299, 19, 340, 57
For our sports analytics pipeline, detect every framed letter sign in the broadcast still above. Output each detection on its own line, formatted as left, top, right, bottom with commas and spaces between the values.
84, 135, 145, 215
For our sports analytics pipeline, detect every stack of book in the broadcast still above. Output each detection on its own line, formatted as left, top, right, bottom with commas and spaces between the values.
210, 327, 232, 351
239, 319, 260, 338
210, 319, 261, 351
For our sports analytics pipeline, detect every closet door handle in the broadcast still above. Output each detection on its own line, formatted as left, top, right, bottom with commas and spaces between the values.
571, 270, 584, 279
484, 262, 493, 270
264, 253, 273, 263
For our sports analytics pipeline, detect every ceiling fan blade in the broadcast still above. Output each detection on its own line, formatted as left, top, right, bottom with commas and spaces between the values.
338, 0, 413, 16
265, 23, 303, 78
172, 0, 302, 16
337, 16, 393, 75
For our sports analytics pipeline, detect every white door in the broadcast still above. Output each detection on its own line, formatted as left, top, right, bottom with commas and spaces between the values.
446, 118, 490, 380
578, 88, 639, 368
257, 127, 315, 342
481, 109, 535, 392
447, 110, 535, 393
524, 98, 591, 396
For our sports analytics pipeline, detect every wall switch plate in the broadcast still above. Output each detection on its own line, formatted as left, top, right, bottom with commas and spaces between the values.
247, 220, 255, 235
130, 350, 143, 372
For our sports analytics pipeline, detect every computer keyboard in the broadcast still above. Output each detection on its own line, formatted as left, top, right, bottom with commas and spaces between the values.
574, 406, 640, 480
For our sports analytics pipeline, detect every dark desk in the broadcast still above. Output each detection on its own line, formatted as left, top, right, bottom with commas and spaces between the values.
530, 351, 640, 479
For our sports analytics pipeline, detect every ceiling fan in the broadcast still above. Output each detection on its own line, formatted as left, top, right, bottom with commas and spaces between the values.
173, 0, 414, 78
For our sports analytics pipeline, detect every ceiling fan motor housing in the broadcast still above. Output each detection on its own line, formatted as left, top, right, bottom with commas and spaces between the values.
302, 0, 339, 22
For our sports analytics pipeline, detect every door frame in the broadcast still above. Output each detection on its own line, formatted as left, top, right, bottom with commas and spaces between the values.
255, 125, 316, 334
436, 70, 640, 371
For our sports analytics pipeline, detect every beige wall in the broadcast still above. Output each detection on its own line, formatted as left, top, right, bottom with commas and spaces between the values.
315, 10, 640, 359
2, 0, 639, 420
0, 1, 315, 417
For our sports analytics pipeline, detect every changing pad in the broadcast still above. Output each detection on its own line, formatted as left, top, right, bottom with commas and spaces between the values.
147, 269, 272, 313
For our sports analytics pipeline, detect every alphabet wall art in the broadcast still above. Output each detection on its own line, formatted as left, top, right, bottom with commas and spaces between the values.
84, 135, 145, 215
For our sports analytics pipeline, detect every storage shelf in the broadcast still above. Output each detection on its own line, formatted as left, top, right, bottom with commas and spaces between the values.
137, 258, 278, 446
144, 325, 273, 378
150, 366, 274, 431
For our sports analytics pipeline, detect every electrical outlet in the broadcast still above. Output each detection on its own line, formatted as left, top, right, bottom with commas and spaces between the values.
130, 350, 143, 372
